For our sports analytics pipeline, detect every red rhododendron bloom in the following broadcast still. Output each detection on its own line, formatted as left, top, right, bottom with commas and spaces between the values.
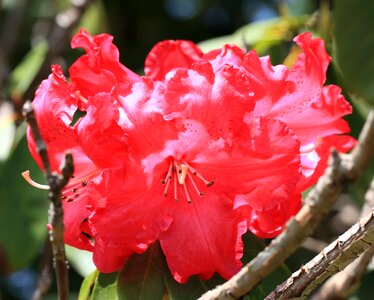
25, 29, 355, 283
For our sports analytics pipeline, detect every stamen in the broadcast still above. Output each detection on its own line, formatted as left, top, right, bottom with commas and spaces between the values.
178, 164, 188, 184
182, 182, 192, 204
173, 172, 179, 201
187, 172, 204, 196
22, 170, 49, 190
182, 162, 215, 187
163, 176, 171, 197
162, 162, 173, 184
75, 90, 88, 104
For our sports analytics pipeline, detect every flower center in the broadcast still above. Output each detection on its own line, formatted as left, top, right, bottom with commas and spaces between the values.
161, 160, 214, 203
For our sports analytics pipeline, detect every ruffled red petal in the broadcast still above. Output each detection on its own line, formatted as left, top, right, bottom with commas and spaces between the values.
77, 93, 129, 168
27, 65, 77, 171
160, 193, 246, 283
88, 166, 173, 273
69, 29, 139, 100
145, 40, 203, 81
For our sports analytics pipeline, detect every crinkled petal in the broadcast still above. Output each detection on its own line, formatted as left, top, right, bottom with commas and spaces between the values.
117, 78, 180, 160
69, 29, 139, 100
145, 40, 203, 81
239, 193, 302, 238
296, 135, 357, 191
204, 44, 245, 71
254, 33, 352, 144
194, 117, 301, 212
27, 65, 77, 171
77, 93, 129, 168
244, 51, 290, 114
88, 166, 172, 273
160, 193, 246, 283
162, 62, 256, 139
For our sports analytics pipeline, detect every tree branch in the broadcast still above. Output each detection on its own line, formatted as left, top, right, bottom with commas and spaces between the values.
310, 177, 374, 300
198, 109, 374, 300
265, 208, 374, 300
23, 101, 74, 300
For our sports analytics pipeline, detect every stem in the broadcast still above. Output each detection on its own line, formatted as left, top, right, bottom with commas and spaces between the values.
23, 101, 74, 300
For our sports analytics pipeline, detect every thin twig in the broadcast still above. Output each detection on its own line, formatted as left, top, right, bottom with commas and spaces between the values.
31, 238, 53, 300
23, 101, 74, 300
265, 209, 374, 300
23, 0, 92, 102
198, 109, 374, 300
310, 177, 374, 300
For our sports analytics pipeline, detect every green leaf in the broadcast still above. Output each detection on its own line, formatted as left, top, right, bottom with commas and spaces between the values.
333, 0, 374, 104
78, 269, 99, 300
117, 243, 166, 300
8, 39, 49, 98
90, 272, 118, 300
198, 15, 309, 55
241, 233, 291, 299
66, 245, 96, 277
0, 136, 48, 271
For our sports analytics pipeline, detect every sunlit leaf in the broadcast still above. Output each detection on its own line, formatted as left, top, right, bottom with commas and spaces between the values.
78, 269, 99, 300
66, 245, 96, 277
90, 272, 118, 300
198, 15, 309, 54
8, 39, 49, 99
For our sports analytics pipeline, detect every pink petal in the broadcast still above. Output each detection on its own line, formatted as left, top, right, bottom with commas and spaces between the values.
159, 192, 246, 283
69, 29, 139, 100
296, 135, 357, 192
27, 65, 77, 171
204, 44, 245, 71
145, 40, 203, 81
77, 93, 129, 168
241, 193, 302, 238
88, 166, 173, 273
195, 117, 301, 212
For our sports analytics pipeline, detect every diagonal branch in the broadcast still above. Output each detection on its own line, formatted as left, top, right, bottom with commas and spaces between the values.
265, 208, 374, 300
198, 109, 374, 300
310, 176, 374, 300
23, 101, 74, 300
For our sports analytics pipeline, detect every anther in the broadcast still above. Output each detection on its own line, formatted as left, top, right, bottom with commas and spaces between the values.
173, 172, 179, 202
187, 172, 204, 197
163, 176, 171, 198
182, 182, 192, 204
22, 170, 49, 190
181, 162, 214, 187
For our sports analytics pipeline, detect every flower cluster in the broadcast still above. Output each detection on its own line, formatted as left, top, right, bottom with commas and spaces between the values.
26, 29, 355, 283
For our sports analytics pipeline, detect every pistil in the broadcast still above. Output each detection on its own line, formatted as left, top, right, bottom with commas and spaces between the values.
162, 159, 214, 203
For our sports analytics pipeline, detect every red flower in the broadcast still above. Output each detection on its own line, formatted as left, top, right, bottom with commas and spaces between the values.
26, 29, 354, 283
